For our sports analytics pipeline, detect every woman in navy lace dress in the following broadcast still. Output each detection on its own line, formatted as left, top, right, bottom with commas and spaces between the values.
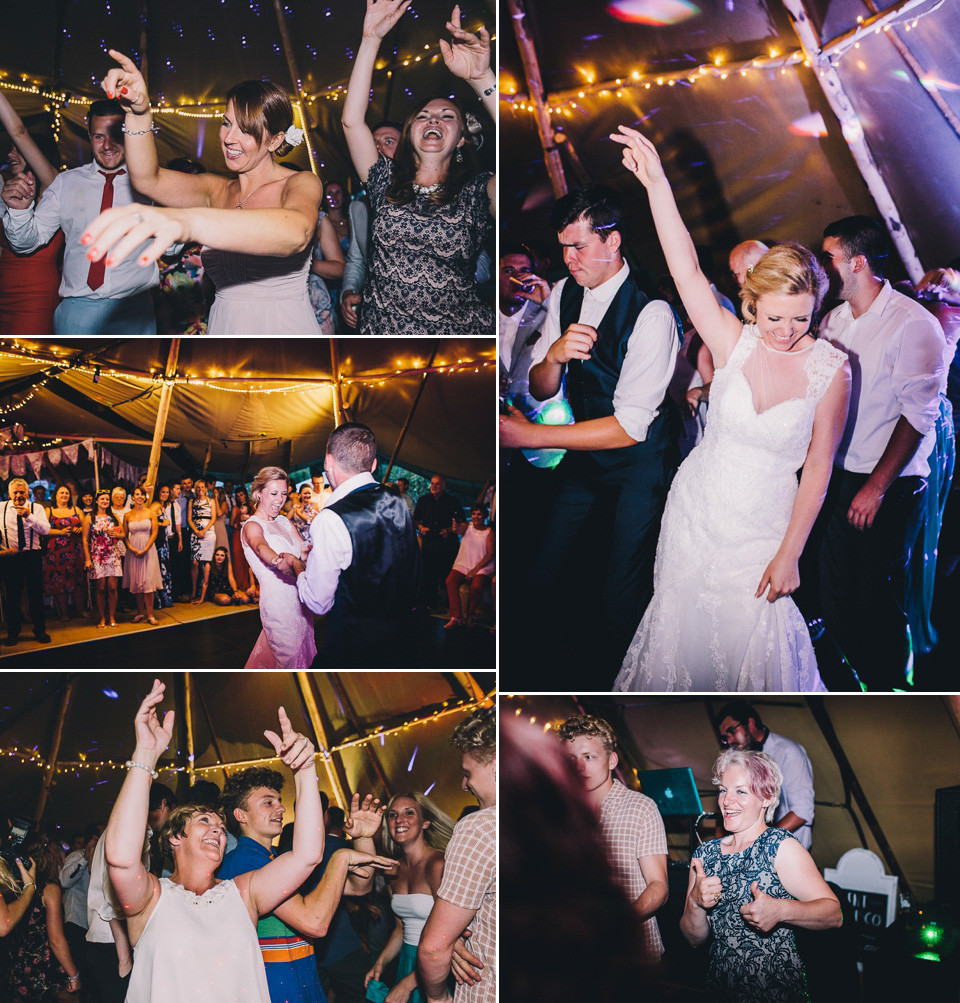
680, 750, 841, 1003
342, 2, 495, 336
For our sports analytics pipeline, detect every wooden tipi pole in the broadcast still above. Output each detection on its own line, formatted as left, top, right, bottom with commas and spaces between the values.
35, 680, 74, 823
295, 672, 349, 810
382, 345, 438, 484
144, 339, 180, 504
507, 0, 567, 199
782, 0, 924, 280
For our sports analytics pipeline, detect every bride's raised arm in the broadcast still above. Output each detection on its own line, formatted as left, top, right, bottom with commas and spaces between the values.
612, 125, 742, 366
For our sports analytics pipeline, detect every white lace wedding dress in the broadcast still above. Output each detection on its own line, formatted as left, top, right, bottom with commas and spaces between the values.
614, 325, 846, 691
240, 513, 316, 668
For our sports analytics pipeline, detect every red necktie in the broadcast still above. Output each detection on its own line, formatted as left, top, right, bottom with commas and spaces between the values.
86, 169, 126, 291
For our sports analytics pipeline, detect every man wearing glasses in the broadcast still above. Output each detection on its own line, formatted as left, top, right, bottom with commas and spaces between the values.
714, 699, 815, 850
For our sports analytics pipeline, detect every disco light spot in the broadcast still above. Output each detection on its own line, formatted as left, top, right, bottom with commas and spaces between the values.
788, 111, 828, 137
607, 0, 699, 25
102, 688, 118, 699
922, 75, 960, 92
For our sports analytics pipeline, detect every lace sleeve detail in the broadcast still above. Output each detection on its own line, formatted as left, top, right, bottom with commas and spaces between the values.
724, 324, 759, 371
365, 154, 393, 203
806, 339, 848, 402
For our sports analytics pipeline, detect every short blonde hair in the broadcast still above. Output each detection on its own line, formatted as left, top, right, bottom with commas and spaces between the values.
160, 803, 227, 857
740, 242, 828, 327
556, 714, 618, 755
250, 466, 289, 511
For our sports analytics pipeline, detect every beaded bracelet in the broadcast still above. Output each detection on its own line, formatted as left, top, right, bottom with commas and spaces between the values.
125, 759, 159, 779
481, 83, 496, 98
122, 123, 159, 136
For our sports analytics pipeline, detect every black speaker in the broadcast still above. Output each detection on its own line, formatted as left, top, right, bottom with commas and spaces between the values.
935, 784, 960, 907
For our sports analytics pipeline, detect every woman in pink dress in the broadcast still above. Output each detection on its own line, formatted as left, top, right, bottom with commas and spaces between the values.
122, 486, 162, 625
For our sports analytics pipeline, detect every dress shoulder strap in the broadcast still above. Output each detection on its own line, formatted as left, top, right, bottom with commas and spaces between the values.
725, 324, 759, 371
806, 338, 848, 403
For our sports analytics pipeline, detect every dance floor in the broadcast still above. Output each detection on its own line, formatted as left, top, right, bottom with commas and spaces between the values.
0, 603, 494, 671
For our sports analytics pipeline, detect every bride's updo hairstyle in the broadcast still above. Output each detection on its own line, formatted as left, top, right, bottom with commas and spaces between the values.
250, 465, 290, 511
225, 80, 295, 157
740, 242, 828, 330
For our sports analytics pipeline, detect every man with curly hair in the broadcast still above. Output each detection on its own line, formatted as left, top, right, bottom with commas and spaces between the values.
557, 713, 668, 962
218, 766, 389, 1003
419, 707, 496, 1003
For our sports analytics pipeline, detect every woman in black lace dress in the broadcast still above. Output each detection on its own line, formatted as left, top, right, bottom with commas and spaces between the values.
680, 750, 841, 1003
342, 1, 495, 335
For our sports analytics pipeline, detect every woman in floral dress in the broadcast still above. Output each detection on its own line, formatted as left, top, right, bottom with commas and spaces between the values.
43, 485, 88, 620
83, 489, 125, 628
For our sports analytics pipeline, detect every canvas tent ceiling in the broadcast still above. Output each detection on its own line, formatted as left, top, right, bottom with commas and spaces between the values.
0, 671, 495, 838
500, 0, 960, 281
5, 0, 496, 184
504, 693, 960, 903
0, 338, 496, 487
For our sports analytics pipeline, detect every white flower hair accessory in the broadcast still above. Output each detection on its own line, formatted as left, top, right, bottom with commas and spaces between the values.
284, 125, 305, 147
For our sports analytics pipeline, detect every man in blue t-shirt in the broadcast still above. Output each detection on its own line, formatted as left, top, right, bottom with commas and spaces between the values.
219, 767, 387, 1003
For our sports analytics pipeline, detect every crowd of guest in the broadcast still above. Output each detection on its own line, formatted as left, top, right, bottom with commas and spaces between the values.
0, 2, 495, 337
0, 464, 494, 650
500, 170, 960, 690
0, 699, 497, 1003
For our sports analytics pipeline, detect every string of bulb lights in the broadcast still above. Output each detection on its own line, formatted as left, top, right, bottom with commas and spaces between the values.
500, 0, 944, 119
0, 694, 492, 778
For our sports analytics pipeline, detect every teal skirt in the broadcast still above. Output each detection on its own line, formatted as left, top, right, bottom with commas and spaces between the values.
397, 942, 425, 1003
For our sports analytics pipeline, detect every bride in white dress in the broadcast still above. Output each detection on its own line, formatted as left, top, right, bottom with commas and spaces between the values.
611, 126, 851, 691
241, 467, 317, 668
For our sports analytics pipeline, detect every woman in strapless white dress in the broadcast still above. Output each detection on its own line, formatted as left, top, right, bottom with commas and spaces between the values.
104, 680, 324, 1003
84, 52, 322, 336
365, 793, 456, 1003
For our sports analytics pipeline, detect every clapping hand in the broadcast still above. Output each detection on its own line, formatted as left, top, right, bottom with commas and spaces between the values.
361, 0, 412, 41
133, 679, 175, 764
101, 49, 150, 114
264, 707, 316, 774
609, 125, 669, 190
344, 793, 386, 839
440, 6, 490, 83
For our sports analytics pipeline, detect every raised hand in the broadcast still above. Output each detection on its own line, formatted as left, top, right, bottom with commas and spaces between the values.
264, 707, 316, 773
343, 847, 396, 876
101, 49, 150, 114
15, 856, 37, 887
739, 880, 782, 932
81, 203, 186, 271
609, 125, 668, 190
361, 0, 413, 41
690, 857, 723, 910
439, 6, 491, 83
2, 171, 36, 210
134, 678, 175, 763
344, 792, 386, 838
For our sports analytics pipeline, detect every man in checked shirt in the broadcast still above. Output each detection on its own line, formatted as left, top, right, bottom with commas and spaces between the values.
558, 713, 669, 960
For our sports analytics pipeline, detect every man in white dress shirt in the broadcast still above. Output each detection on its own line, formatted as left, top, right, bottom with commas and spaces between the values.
499, 184, 681, 677
0, 477, 51, 644
1, 98, 157, 335
297, 422, 420, 667
816, 215, 946, 688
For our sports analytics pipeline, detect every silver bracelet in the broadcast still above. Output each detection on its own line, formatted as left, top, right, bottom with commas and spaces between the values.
122, 122, 159, 136
125, 759, 159, 779
481, 83, 496, 97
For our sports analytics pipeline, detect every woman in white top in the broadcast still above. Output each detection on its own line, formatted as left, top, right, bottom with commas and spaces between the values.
105, 680, 323, 1002
365, 792, 454, 1003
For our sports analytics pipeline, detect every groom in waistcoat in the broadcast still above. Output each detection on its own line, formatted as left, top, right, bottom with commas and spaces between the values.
499, 184, 681, 680
297, 422, 420, 668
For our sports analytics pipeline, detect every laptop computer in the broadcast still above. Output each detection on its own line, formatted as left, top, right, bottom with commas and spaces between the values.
638, 767, 704, 816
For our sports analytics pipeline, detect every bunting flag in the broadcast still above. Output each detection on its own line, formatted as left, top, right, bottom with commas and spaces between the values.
0, 456, 8, 480
64, 443, 81, 465
26, 452, 45, 478
47, 448, 62, 467
11, 455, 25, 476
